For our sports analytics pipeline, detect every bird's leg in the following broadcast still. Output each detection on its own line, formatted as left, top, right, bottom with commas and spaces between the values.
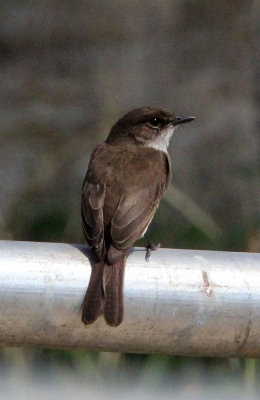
144, 235, 161, 262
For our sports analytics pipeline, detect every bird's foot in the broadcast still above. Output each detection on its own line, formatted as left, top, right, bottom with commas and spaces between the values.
145, 241, 161, 262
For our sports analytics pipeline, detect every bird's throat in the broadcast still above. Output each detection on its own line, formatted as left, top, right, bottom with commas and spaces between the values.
146, 126, 176, 152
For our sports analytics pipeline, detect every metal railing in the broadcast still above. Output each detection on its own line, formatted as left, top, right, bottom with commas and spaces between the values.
0, 240, 260, 357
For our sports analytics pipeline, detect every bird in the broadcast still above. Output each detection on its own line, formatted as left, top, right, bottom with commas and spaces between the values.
81, 106, 194, 327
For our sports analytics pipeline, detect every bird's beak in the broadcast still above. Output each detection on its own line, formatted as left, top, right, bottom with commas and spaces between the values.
173, 116, 195, 126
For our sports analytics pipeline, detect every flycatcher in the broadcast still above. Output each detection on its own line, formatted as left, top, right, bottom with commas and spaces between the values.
81, 106, 194, 327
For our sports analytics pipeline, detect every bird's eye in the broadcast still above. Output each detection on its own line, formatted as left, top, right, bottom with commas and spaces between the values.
152, 118, 159, 126
147, 117, 161, 129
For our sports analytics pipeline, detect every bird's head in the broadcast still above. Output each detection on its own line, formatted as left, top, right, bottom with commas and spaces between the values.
106, 107, 194, 151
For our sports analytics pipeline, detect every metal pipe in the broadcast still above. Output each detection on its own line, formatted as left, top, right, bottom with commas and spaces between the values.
0, 240, 259, 357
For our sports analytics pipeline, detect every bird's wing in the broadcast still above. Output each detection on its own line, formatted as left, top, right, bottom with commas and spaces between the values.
81, 181, 106, 261
106, 181, 165, 264
108, 151, 171, 261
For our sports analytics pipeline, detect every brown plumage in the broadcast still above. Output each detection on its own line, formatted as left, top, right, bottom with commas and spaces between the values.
81, 107, 194, 326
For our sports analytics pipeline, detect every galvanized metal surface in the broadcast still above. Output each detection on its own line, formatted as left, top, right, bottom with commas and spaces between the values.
0, 240, 260, 357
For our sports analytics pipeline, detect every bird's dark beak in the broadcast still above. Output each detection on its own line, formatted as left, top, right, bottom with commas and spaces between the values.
173, 116, 195, 126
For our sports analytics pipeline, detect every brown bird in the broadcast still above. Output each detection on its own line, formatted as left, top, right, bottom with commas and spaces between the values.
81, 106, 194, 327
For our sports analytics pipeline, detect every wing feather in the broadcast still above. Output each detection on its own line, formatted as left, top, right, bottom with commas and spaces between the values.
109, 183, 162, 253
81, 182, 106, 260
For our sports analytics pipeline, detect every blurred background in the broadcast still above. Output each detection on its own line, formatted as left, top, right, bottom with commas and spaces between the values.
0, 0, 259, 398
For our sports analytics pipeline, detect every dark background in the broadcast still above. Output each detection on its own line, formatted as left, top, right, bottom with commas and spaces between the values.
0, 0, 259, 398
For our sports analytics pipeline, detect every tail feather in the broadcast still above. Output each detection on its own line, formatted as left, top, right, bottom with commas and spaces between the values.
81, 261, 104, 325
103, 258, 125, 327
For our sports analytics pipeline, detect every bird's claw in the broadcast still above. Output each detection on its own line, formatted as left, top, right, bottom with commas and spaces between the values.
145, 241, 161, 262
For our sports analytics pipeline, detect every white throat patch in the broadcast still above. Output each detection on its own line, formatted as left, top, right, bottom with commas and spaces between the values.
146, 126, 176, 152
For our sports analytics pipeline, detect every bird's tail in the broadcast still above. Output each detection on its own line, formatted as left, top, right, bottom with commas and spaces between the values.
81, 258, 126, 327
103, 257, 126, 327
81, 261, 105, 325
